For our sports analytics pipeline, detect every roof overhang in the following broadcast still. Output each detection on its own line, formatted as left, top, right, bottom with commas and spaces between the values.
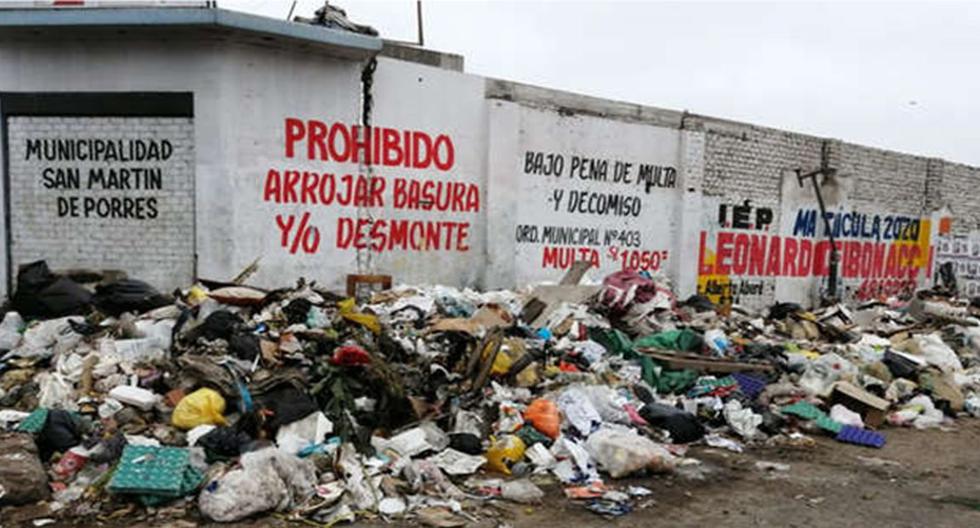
0, 7, 382, 60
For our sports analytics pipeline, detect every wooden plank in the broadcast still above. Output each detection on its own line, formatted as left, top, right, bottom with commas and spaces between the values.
636, 348, 775, 373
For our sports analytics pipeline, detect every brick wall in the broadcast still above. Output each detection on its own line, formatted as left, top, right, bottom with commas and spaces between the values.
6, 116, 195, 290
933, 161, 980, 235
836, 142, 930, 217
702, 119, 824, 231
698, 117, 953, 308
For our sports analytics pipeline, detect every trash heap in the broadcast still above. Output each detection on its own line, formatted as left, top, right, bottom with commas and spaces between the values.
2, 260, 980, 524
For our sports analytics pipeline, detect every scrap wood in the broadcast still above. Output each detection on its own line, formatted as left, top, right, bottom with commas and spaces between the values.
635, 348, 775, 373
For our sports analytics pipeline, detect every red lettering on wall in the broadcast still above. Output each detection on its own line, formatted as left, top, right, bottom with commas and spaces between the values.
282, 118, 457, 172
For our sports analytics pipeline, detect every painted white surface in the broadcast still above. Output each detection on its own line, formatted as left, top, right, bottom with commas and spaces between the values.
350, 56, 488, 288
0, 35, 945, 306
0, 38, 693, 294
7, 116, 195, 290
0, 37, 363, 290
217, 44, 362, 290
500, 104, 683, 286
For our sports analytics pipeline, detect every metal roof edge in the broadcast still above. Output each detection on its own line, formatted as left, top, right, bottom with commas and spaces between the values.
0, 7, 382, 55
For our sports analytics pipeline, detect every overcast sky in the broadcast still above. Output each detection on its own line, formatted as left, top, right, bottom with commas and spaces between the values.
226, 0, 980, 166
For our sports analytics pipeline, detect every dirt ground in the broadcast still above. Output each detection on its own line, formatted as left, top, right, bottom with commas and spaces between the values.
4, 421, 980, 528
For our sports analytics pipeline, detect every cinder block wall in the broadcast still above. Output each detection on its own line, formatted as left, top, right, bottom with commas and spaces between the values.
837, 142, 930, 217
933, 161, 980, 235
6, 116, 196, 290
702, 120, 824, 233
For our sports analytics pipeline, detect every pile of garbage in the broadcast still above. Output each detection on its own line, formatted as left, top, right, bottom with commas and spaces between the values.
2, 260, 980, 525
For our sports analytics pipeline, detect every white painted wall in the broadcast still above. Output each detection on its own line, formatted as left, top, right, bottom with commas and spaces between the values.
487, 101, 684, 286
343, 56, 487, 288
0, 37, 703, 295
0, 36, 363, 290
216, 44, 362, 290
0, 33, 943, 306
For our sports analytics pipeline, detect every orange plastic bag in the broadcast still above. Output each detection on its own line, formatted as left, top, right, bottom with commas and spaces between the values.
524, 399, 560, 439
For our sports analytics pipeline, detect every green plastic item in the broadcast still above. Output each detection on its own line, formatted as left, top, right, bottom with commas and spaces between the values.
16, 408, 49, 434
589, 328, 633, 357
781, 402, 843, 433
633, 329, 704, 352
694, 376, 737, 390
109, 445, 192, 497
815, 415, 844, 434
781, 401, 824, 420
589, 328, 698, 393
139, 465, 205, 506
516, 424, 552, 447
653, 368, 699, 394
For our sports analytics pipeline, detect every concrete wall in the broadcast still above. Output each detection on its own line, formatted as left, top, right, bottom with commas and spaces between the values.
1, 29, 978, 307
487, 100, 683, 288
0, 34, 363, 293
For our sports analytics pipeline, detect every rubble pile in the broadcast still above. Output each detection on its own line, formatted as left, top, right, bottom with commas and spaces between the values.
2, 260, 980, 524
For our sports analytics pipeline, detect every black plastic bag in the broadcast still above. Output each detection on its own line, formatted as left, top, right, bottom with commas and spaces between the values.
229, 333, 260, 361
185, 310, 243, 342
37, 410, 84, 460
638, 402, 705, 444
768, 302, 803, 320
93, 279, 171, 316
884, 350, 920, 380
681, 294, 716, 313
12, 261, 92, 317
254, 385, 319, 430
36, 277, 93, 317
197, 426, 253, 460
449, 433, 483, 455
283, 298, 313, 326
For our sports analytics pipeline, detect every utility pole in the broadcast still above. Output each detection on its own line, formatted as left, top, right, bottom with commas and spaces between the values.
796, 163, 840, 303
416, 0, 424, 47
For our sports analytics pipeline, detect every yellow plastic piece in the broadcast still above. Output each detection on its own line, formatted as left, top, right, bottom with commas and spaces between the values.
186, 285, 209, 306
338, 298, 381, 334
485, 434, 526, 475
171, 388, 229, 430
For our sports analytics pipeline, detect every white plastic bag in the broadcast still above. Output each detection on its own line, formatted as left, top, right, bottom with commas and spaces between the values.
276, 412, 333, 455
134, 318, 175, 350
199, 447, 317, 522
501, 479, 544, 503
888, 394, 944, 429
704, 329, 729, 355
557, 387, 602, 436
723, 400, 762, 439
799, 353, 858, 396
585, 427, 676, 478
37, 373, 77, 411
913, 333, 963, 374
6, 317, 82, 360
110, 338, 167, 364
829, 404, 864, 428
0, 312, 24, 350
242, 448, 316, 504
578, 385, 631, 425
199, 458, 288, 521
